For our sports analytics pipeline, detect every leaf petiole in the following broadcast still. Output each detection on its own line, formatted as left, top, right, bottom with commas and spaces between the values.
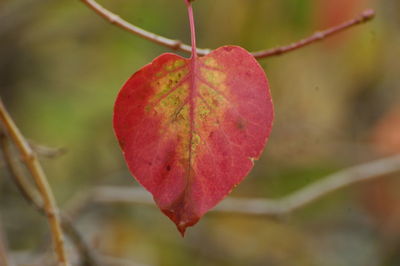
184, 0, 197, 59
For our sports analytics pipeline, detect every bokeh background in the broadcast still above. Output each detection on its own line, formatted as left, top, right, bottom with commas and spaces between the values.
1, 0, 400, 265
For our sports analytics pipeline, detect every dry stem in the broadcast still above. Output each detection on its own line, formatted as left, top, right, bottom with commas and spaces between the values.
80, 0, 375, 59
0, 100, 69, 266
68, 154, 400, 219
252, 9, 375, 58
0, 133, 97, 265
0, 219, 13, 266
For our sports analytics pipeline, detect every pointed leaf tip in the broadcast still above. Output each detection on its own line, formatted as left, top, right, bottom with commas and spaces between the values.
178, 222, 187, 237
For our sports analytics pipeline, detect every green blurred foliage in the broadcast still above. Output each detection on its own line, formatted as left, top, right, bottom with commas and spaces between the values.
1, 0, 400, 265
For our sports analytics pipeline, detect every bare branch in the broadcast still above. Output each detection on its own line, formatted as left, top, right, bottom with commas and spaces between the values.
80, 0, 375, 59
68, 154, 400, 219
0, 219, 14, 266
80, 0, 210, 55
29, 141, 67, 159
0, 134, 97, 266
0, 133, 44, 213
0, 100, 69, 266
252, 9, 375, 58
60, 216, 98, 266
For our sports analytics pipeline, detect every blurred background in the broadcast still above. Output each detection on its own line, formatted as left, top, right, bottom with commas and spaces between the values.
1, 0, 400, 265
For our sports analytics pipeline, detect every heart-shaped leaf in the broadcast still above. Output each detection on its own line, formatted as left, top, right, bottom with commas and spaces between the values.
113, 45, 273, 234
114, 0, 273, 235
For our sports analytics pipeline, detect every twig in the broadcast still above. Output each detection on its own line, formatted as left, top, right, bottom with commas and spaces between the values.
0, 133, 97, 266
60, 216, 98, 266
0, 132, 44, 213
80, 0, 210, 55
0, 218, 14, 266
251, 9, 375, 58
0, 100, 69, 266
0, 139, 65, 169
68, 154, 400, 218
29, 141, 67, 159
80, 0, 375, 59
273, 154, 400, 214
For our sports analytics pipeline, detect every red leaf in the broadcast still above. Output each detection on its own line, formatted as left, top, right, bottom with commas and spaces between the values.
114, 46, 273, 235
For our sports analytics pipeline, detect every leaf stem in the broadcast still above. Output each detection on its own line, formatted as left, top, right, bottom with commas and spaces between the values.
185, 0, 197, 58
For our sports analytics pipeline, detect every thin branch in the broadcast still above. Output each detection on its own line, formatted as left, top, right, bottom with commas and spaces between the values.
29, 141, 67, 159
275, 155, 400, 214
0, 140, 65, 169
80, 0, 375, 59
68, 154, 400, 219
0, 100, 69, 266
0, 218, 14, 266
0, 131, 97, 266
251, 9, 375, 58
80, 0, 210, 55
60, 216, 98, 266
0, 132, 44, 213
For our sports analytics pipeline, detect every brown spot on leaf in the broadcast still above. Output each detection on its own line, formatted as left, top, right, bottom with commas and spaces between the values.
236, 119, 246, 130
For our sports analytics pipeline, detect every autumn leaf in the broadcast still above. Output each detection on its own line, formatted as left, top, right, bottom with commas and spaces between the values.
113, 0, 274, 235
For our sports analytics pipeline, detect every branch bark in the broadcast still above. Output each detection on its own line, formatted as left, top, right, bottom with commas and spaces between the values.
0, 100, 69, 266
80, 0, 210, 55
29, 141, 67, 159
0, 133, 97, 266
251, 9, 375, 58
68, 154, 400, 219
0, 219, 14, 266
80, 0, 375, 59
